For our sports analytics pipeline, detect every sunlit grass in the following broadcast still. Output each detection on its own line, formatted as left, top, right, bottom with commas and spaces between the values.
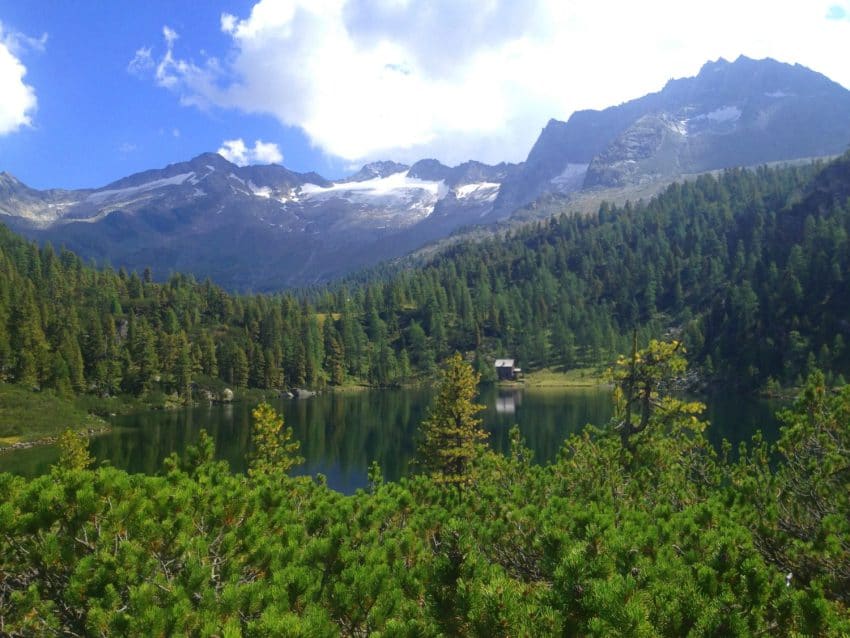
514, 366, 608, 388
0, 383, 105, 446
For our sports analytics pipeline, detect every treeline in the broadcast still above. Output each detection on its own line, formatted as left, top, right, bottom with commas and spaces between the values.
2, 153, 850, 399
1, 350, 848, 634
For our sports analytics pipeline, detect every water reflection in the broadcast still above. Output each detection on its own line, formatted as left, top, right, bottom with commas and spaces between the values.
0, 385, 782, 494
495, 390, 521, 414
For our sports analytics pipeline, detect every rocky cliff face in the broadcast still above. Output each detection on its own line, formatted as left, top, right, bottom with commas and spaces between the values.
584, 57, 850, 188
496, 56, 850, 208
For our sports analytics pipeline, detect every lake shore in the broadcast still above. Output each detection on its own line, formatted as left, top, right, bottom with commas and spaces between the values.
0, 383, 111, 451
500, 367, 610, 389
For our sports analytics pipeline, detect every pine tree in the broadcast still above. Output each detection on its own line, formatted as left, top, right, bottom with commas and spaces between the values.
416, 353, 487, 486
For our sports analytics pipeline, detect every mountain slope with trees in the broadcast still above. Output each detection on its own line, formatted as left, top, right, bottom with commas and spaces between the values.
1, 153, 849, 427
324, 153, 850, 390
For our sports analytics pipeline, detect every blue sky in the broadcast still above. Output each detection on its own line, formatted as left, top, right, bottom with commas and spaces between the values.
1, 0, 849, 190
0, 0, 346, 188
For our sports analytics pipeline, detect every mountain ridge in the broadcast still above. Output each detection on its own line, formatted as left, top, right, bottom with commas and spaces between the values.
2, 55, 849, 290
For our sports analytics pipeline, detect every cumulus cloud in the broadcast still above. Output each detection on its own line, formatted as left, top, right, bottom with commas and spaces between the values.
0, 22, 41, 135
217, 138, 283, 165
137, 0, 850, 166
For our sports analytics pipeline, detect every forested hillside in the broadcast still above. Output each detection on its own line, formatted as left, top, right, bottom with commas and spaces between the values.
1, 154, 849, 402
321, 153, 850, 390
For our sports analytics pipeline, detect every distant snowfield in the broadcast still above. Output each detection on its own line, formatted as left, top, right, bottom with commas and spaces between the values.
690, 106, 742, 124
455, 182, 500, 201
300, 171, 449, 203
248, 183, 273, 199
86, 172, 195, 205
2, 165, 503, 231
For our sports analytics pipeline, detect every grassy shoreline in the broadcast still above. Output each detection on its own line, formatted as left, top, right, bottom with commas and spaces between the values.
0, 384, 110, 451
501, 367, 610, 388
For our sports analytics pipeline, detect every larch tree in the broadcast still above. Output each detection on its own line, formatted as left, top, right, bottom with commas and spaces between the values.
417, 352, 487, 486
55, 428, 93, 471
610, 336, 701, 452
248, 402, 303, 478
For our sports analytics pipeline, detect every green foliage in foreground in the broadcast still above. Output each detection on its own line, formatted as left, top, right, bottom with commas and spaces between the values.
1, 369, 849, 635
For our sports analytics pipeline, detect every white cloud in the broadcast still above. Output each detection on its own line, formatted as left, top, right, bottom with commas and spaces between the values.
128, 46, 154, 75
140, 0, 850, 166
163, 25, 179, 46
0, 22, 39, 135
250, 139, 284, 163
217, 138, 283, 165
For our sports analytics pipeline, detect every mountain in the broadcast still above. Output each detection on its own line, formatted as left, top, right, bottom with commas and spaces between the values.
493, 55, 850, 214
0, 153, 519, 290
2, 56, 849, 290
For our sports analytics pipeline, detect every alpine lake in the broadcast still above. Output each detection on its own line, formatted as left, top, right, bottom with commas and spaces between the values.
0, 385, 782, 493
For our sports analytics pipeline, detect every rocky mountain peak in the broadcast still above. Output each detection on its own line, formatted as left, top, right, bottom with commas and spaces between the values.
346, 161, 409, 182
2, 57, 848, 291
498, 56, 850, 202
0, 172, 23, 191
407, 159, 452, 182
187, 152, 237, 171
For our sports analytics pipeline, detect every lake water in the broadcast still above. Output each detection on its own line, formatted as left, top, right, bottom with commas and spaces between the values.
0, 385, 782, 493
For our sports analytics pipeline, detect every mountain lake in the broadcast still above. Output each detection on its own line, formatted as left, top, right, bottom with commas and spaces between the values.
0, 385, 782, 493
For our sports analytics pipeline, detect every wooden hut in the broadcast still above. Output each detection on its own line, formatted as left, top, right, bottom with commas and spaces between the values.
495, 359, 521, 381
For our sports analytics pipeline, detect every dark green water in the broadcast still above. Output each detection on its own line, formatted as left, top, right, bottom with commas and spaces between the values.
0, 385, 781, 493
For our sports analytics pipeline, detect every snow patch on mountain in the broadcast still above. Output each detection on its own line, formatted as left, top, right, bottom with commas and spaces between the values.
250, 184, 272, 198
248, 181, 298, 204
301, 171, 448, 201
296, 171, 451, 224
0, 199, 76, 226
86, 172, 195, 205
692, 106, 742, 123
455, 182, 500, 201
550, 163, 588, 193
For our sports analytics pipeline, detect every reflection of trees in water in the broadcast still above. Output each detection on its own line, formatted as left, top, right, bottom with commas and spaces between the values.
4, 388, 781, 490
88, 403, 255, 475
285, 389, 430, 484
480, 385, 614, 463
